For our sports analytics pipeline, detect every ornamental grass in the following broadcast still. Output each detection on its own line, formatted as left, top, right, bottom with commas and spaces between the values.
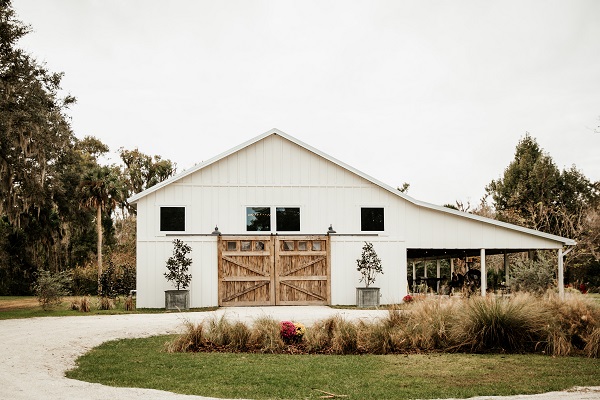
249, 316, 285, 353
166, 321, 205, 353
166, 293, 600, 357
542, 294, 600, 356
450, 293, 547, 353
70, 296, 91, 312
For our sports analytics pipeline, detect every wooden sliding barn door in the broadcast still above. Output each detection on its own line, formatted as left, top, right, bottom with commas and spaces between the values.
218, 236, 275, 306
218, 235, 330, 306
274, 236, 330, 306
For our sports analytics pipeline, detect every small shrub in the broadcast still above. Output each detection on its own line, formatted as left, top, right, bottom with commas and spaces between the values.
228, 322, 251, 352
166, 321, 205, 353
402, 294, 414, 303
280, 321, 297, 343
385, 306, 405, 328
98, 296, 114, 310
71, 296, 91, 312
543, 294, 600, 356
100, 262, 136, 298
71, 265, 98, 295
356, 242, 383, 287
164, 239, 192, 290
330, 316, 359, 354
584, 328, 600, 358
204, 315, 233, 347
510, 255, 554, 294
294, 322, 306, 339
357, 321, 395, 354
304, 318, 335, 353
451, 294, 547, 353
249, 317, 284, 353
80, 296, 91, 312
124, 295, 134, 311
403, 297, 457, 350
33, 270, 72, 310
205, 315, 252, 351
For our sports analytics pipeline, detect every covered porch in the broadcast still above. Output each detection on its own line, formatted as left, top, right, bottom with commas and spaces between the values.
406, 247, 569, 298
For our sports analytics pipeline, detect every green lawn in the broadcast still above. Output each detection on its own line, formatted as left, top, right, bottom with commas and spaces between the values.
588, 293, 600, 305
67, 335, 600, 400
0, 296, 216, 320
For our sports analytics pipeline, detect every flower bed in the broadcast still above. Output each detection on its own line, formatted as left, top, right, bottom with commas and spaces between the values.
167, 294, 600, 357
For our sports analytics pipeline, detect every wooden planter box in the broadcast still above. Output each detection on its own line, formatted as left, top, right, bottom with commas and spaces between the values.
165, 290, 190, 310
356, 287, 380, 308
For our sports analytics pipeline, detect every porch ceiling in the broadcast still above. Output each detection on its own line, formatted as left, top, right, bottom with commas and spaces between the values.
407, 248, 531, 261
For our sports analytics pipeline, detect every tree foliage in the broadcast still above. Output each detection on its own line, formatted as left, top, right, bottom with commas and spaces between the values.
119, 147, 175, 212
486, 133, 600, 280
33, 269, 71, 310
0, 1, 175, 294
164, 239, 192, 290
509, 253, 555, 294
0, 1, 79, 290
356, 242, 383, 288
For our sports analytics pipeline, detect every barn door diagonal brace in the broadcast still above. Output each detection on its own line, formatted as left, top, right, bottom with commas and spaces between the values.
222, 281, 269, 303
222, 256, 269, 277
280, 281, 326, 301
279, 257, 325, 277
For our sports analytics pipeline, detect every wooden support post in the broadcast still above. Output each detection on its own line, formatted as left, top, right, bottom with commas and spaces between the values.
480, 249, 487, 296
558, 248, 564, 299
412, 262, 416, 293
423, 262, 428, 293
436, 260, 441, 293
504, 251, 509, 287
450, 258, 454, 275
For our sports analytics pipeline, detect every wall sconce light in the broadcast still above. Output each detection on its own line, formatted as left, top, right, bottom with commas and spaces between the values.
327, 224, 336, 234
212, 226, 221, 235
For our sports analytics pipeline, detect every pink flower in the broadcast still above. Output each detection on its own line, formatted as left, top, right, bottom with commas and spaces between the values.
280, 321, 297, 341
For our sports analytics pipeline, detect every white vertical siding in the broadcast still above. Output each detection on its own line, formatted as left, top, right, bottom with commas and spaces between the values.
331, 237, 407, 305
405, 203, 563, 250
134, 133, 564, 308
136, 134, 408, 239
135, 134, 411, 307
136, 238, 218, 308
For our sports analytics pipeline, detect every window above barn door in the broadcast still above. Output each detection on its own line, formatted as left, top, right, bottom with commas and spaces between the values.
361, 207, 384, 231
246, 206, 301, 232
276, 207, 300, 231
160, 206, 185, 232
246, 207, 271, 231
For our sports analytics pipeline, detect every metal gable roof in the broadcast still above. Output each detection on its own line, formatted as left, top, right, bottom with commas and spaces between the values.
127, 128, 575, 246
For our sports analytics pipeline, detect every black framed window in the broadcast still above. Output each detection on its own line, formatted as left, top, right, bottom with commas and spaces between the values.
361, 207, 384, 231
160, 207, 185, 231
246, 207, 271, 231
276, 207, 300, 231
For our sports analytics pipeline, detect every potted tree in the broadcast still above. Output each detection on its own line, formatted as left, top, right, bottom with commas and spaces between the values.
356, 242, 383, 307
164, 239, 192, 310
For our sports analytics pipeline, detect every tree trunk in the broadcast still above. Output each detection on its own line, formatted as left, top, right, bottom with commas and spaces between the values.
97, 205, 103, 294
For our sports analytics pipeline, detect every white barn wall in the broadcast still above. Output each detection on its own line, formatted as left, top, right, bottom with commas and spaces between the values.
331, 237, 407, 305
132, 131, 572, 308
136, 134, 409, 239
405, 203, 564, 250
135, 134, 410, 307
136, 238, 218, 308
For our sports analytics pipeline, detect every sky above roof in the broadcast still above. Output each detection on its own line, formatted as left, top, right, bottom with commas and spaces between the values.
11, 0, 600, 206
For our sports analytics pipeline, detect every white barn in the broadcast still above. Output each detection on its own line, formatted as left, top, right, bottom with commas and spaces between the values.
128, 129, 575, 308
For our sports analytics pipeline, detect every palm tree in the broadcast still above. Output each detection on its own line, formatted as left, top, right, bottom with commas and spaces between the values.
79, 166, 123, 293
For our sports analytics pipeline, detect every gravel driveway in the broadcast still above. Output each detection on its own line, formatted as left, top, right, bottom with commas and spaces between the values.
1, 306, 599, 400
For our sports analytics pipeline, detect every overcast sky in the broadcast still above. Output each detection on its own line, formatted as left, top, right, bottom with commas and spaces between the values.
11, 0, 600, 206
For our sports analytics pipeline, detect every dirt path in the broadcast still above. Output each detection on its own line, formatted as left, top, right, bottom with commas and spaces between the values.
0, 307, 599, 400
